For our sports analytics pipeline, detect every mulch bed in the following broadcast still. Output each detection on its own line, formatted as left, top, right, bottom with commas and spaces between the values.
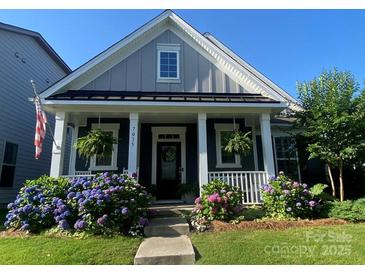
211, 218, 348, 232
0, 228, 31, 238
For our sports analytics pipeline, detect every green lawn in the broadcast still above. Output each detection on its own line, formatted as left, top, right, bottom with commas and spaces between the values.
0, 235, 142, 264
191, 224, 365, 264
0, 209, 141, 265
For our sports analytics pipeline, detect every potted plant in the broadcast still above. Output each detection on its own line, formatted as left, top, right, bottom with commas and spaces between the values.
178, 182, 200, 204
75, 129, 117, 160
224, 130, 253, 156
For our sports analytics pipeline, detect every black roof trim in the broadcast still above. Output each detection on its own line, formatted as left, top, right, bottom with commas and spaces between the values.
47, 90, 280, 104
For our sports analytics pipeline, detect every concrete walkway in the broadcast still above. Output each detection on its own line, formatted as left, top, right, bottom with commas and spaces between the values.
134, 205, 195, 265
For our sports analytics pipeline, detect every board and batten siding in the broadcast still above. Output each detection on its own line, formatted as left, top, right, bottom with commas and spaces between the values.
0, 28, 68, 203
81, 30, 246, 93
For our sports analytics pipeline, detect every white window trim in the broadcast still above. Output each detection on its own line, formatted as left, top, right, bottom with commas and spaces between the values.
157, 43, 181, 83
273, 135, 301, 182
89, 123, 120, 171
214, 123, 242, 168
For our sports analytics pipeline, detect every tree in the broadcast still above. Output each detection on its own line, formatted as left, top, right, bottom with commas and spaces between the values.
294, 69, 365, 201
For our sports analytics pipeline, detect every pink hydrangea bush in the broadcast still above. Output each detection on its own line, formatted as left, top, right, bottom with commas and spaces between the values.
190, 179, 243, 231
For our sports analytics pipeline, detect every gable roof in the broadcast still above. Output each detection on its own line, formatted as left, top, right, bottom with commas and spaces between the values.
0, 22, 71, 74
203, 32, 302, 111
39, 10, 301, 111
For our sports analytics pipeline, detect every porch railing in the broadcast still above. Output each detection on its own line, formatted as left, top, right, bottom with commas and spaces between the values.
208, 171, 268, 204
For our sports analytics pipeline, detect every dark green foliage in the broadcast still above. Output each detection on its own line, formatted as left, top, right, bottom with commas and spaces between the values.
224, 130, 253, 155
294, 68, 365, 201
241, 207, 266, 221
327, 198, 365, 222
178, 182, 199, 196
75, 129, 117, 159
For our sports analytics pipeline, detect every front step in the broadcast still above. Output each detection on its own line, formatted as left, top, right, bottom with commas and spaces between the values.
149, 204, 194, 218
134, 235, 195, 265
144, 217, 190, 237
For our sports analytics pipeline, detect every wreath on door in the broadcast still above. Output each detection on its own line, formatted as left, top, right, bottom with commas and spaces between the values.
162, 147, 176, 162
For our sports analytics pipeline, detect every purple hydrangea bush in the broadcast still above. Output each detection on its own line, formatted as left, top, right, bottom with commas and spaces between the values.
4, 176, 70, 232
62, 172, 151, 235
190, 179, 243, 231
4, 173, 151, 235
261, 172, 323, 219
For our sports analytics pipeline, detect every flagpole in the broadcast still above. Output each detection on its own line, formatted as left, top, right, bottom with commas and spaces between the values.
30, 80, 60, 149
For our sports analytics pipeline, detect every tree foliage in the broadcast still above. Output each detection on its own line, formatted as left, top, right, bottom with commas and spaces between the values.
294, 69, 365, 201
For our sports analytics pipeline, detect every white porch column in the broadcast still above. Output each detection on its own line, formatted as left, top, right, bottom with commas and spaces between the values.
68, 124, 79, 175
259, 113, 275, 177
128, 112, 139, 176
198, 113, 208, 192
50, 112, 67, 177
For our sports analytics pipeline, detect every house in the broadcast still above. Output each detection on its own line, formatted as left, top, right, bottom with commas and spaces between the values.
39, 10, 305, 204
0, 22, 71, 204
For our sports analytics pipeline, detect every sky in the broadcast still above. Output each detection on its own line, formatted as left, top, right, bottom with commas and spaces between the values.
1, 9, 365, 99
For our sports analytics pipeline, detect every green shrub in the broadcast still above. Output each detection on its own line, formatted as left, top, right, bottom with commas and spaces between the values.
261, 173, 325, 219
327, 198, 365, 222
190, 180, 243, 231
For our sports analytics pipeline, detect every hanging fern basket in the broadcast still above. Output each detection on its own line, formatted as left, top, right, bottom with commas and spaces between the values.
74, 129, 117, 159
224, 130, 253, 155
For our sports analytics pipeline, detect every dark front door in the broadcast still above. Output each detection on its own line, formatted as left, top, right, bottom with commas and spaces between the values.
156, 142, 181, 200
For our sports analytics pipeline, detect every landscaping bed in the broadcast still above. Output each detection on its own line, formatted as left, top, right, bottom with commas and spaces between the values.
210, 218, 348, 232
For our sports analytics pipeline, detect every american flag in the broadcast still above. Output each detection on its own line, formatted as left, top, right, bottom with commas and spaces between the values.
34, 98, 47, 159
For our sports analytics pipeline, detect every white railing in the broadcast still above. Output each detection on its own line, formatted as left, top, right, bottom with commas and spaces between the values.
208, 171, 268, 204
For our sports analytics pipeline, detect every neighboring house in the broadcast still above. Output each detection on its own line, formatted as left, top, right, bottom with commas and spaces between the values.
0, 22, 71, 204
40, 10, 308, 204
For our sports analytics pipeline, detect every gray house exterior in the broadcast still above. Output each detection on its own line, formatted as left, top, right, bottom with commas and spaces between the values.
40, 10, 304, 204
0, 23, 71, 204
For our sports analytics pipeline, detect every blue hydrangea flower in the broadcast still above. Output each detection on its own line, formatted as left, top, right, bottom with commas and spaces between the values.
309, 200, 316, 207
59, 220, 70, 230
121, 207, 128, 215
74, 219, 86, 230
22, 204, 33, 214
20, 223, 30, 231
67, 192, 76, 199
138, 217, 148, 226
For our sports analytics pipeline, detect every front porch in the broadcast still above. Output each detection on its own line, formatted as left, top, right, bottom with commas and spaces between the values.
50, 110, 277, 205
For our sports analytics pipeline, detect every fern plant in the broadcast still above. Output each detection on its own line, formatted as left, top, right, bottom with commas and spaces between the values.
75, 129, 117, 159
224, 130, 253, 155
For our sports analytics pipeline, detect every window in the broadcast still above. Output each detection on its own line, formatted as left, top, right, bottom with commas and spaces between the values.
89, 124, 119, 171
215, 124, 241, 168
0, 142, 18, 187
274, 136, 301, 181
157, 44, 180, 82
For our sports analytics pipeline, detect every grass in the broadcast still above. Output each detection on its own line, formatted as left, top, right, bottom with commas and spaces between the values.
191, 224, 365, 264
0, 234, 142, 264
0, 208, 141, 265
